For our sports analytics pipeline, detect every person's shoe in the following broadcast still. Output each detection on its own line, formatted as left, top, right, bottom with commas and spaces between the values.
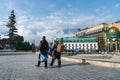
57, 65, 61, 68
35, 65, 39, 67
45, 66, 48, 69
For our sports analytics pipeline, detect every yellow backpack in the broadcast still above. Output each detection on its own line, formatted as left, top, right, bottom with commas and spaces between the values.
56, 44, 64, 53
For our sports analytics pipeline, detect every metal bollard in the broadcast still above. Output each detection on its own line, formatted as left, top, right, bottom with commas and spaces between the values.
82, 59, 86, 64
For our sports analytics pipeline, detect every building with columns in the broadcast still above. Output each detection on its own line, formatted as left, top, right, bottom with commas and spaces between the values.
74, 21, 120, 51
56, 37, 98, 53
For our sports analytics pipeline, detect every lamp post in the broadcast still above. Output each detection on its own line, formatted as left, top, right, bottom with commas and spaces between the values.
119, 39, 120, 52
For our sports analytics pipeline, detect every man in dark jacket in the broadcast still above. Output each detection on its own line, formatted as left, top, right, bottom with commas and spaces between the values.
50, 40, 61, 67
36, 36, 49, 68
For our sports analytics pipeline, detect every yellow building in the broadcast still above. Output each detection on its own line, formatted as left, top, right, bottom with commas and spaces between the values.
74, 22, 120, 51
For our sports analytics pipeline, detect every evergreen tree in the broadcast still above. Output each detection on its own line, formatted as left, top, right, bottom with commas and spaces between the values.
5, 10, 33, 51
6, 10, 17, 45
77, 28, 81, 31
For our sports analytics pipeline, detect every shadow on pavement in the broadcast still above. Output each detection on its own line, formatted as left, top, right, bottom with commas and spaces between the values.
61, 63, 90, 67
0, 53, 33, 56
87, 56, 112, 59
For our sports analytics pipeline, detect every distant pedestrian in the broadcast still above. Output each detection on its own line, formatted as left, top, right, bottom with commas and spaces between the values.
35, 36, 49, 68
75, 47, 79, 55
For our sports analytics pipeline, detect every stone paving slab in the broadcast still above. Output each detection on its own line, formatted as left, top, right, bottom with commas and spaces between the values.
0, 52, 120, 80
0, 49, 15, 52
61, 53, 120, 69
62, 53, 120, 62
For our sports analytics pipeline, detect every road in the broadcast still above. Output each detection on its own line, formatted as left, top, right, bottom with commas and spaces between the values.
0, 52, 120, 80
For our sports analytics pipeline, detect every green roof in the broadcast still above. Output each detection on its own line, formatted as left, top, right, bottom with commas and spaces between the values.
57, 37, 97, 41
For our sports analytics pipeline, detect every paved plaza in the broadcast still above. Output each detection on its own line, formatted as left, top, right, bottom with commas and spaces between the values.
61, 53, 120, 69
0, 52, 120, 80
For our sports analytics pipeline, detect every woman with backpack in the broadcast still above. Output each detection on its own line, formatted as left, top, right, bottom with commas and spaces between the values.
50, 40, 61, 67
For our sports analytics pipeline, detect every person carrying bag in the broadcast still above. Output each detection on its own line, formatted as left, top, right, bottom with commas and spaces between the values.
35, 36, 49, 68
40, 53, 47, 62
50, 40, 61, 67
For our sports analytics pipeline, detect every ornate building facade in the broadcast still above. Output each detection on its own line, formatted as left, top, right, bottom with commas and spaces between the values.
74, 22, 120, 51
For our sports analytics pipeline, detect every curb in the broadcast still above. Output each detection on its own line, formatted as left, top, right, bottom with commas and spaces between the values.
0, 49, 16, 52
61, 57, 120, 69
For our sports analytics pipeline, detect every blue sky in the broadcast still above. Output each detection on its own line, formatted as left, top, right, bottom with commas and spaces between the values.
0, 0, 120, 44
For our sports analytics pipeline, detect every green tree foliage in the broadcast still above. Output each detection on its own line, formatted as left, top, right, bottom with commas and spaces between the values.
22, 41, 33, 51
6, 10, 33, 51
6, 10, 17, 44
77, 28, 81, 31
13, 35, 24, 43
12, 34, 24, 50
13, 35, 33, 51
60, 37, 64, 44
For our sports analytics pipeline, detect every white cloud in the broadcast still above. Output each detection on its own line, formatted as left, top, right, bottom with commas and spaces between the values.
95, 7, 110, 17
16, 15, 71, 45
115, 3, 120, 7
15, 12, 112, 45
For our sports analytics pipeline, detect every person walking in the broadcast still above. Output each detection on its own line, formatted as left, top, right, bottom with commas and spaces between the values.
48, 42, 54, 57
75, 47, 79, 55
36, 36, 49, 68
50, 40, 61, 67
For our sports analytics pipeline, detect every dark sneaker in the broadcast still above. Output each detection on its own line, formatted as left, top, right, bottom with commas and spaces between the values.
45, 66, 48, 69
57, 65, 61, 68
35, 65, 39, 67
